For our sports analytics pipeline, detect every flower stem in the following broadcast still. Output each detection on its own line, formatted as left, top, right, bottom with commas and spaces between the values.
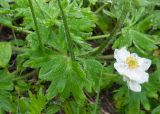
86, 34, 110, 40
11, 29, 18, 46
57, 0, 75, 61
14, 70, 37, 81
12, 46, 27, 53
95, 4, 107, 14
28, 0, 44, 53
93, 66, 104, 114
97, 55, 114, 60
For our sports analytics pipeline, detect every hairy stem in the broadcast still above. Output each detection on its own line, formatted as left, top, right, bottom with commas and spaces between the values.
93, 66, 103, 114
12, 46, 27, 53
95, 4, 107, 14
97, 55, 114, 60
57, 0, 75, 60
11, 29, 18, 46
28, 0, 44, 53
14, 70, 37, 81
86, 34, 110, 40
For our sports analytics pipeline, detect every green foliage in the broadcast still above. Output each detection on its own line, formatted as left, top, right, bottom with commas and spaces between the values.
83, 59, 103, 90
14, 89, 46, 114
0, 42, 12, 67
0, 70, 14, 112
152, 105, 160, 114
39, 55, 90, 104
29, 90, 46, 114
113, 28, 157, 54
0, 0, 160, 113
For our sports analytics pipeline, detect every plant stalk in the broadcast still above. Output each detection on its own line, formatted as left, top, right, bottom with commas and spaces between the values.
97, 55, 114, 60
14, 70, 37, 81
28, 0, 44, 53
93, 66, 104, 114
86, 34, 110, 40
95, 4, 107, 14
57, 0, 75, 60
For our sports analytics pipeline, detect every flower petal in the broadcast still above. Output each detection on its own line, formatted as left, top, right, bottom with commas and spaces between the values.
114, 47, 130, 62
124, 69, 149, 84
138, 57, 151, 71
127, 80, 141, 92
114, 62, 127, 75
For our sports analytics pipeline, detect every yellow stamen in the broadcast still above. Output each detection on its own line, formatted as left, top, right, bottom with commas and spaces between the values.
126, 56, 139, 69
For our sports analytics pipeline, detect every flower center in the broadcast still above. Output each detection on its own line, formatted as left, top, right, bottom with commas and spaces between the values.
126, 56, 139, 69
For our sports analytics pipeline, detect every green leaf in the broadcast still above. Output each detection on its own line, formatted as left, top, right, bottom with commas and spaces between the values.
16, 80, 30, 91
101, 65, 119, 88
14, 98, 30, 114
0, 70, 13, 112
14, 89, 46, 114
125, 93, 141, 114
22, 48, 53, 68
0, 91, 13, 112
29, 89, 46, 114
136, 11, 160, 32
0, 42, 12, 67
89, 0, 98, 5
131, 29, 157, 52
96, 12, 112, 34
113, 28, 157, 53
113, 35, 132, 48
0, 0, 11, 9
23, 56, 50, 68
114, 87, 150, 114
39, 55, 90, 104
152, 105, 160, 114
103, 9, 116, 18
46, 105, 60, 114
0, 16, 12, 27
14, 0, 29, 8
140, 94, 150, 111
138, 0, 160, 6
68, 7, 97, 39
83, 59, 103, 91
109, 0, 132, 19
46, 27, 67, 53
0, 70, 13, 91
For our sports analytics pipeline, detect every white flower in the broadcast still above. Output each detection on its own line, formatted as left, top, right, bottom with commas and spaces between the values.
114, 47, 151, 92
